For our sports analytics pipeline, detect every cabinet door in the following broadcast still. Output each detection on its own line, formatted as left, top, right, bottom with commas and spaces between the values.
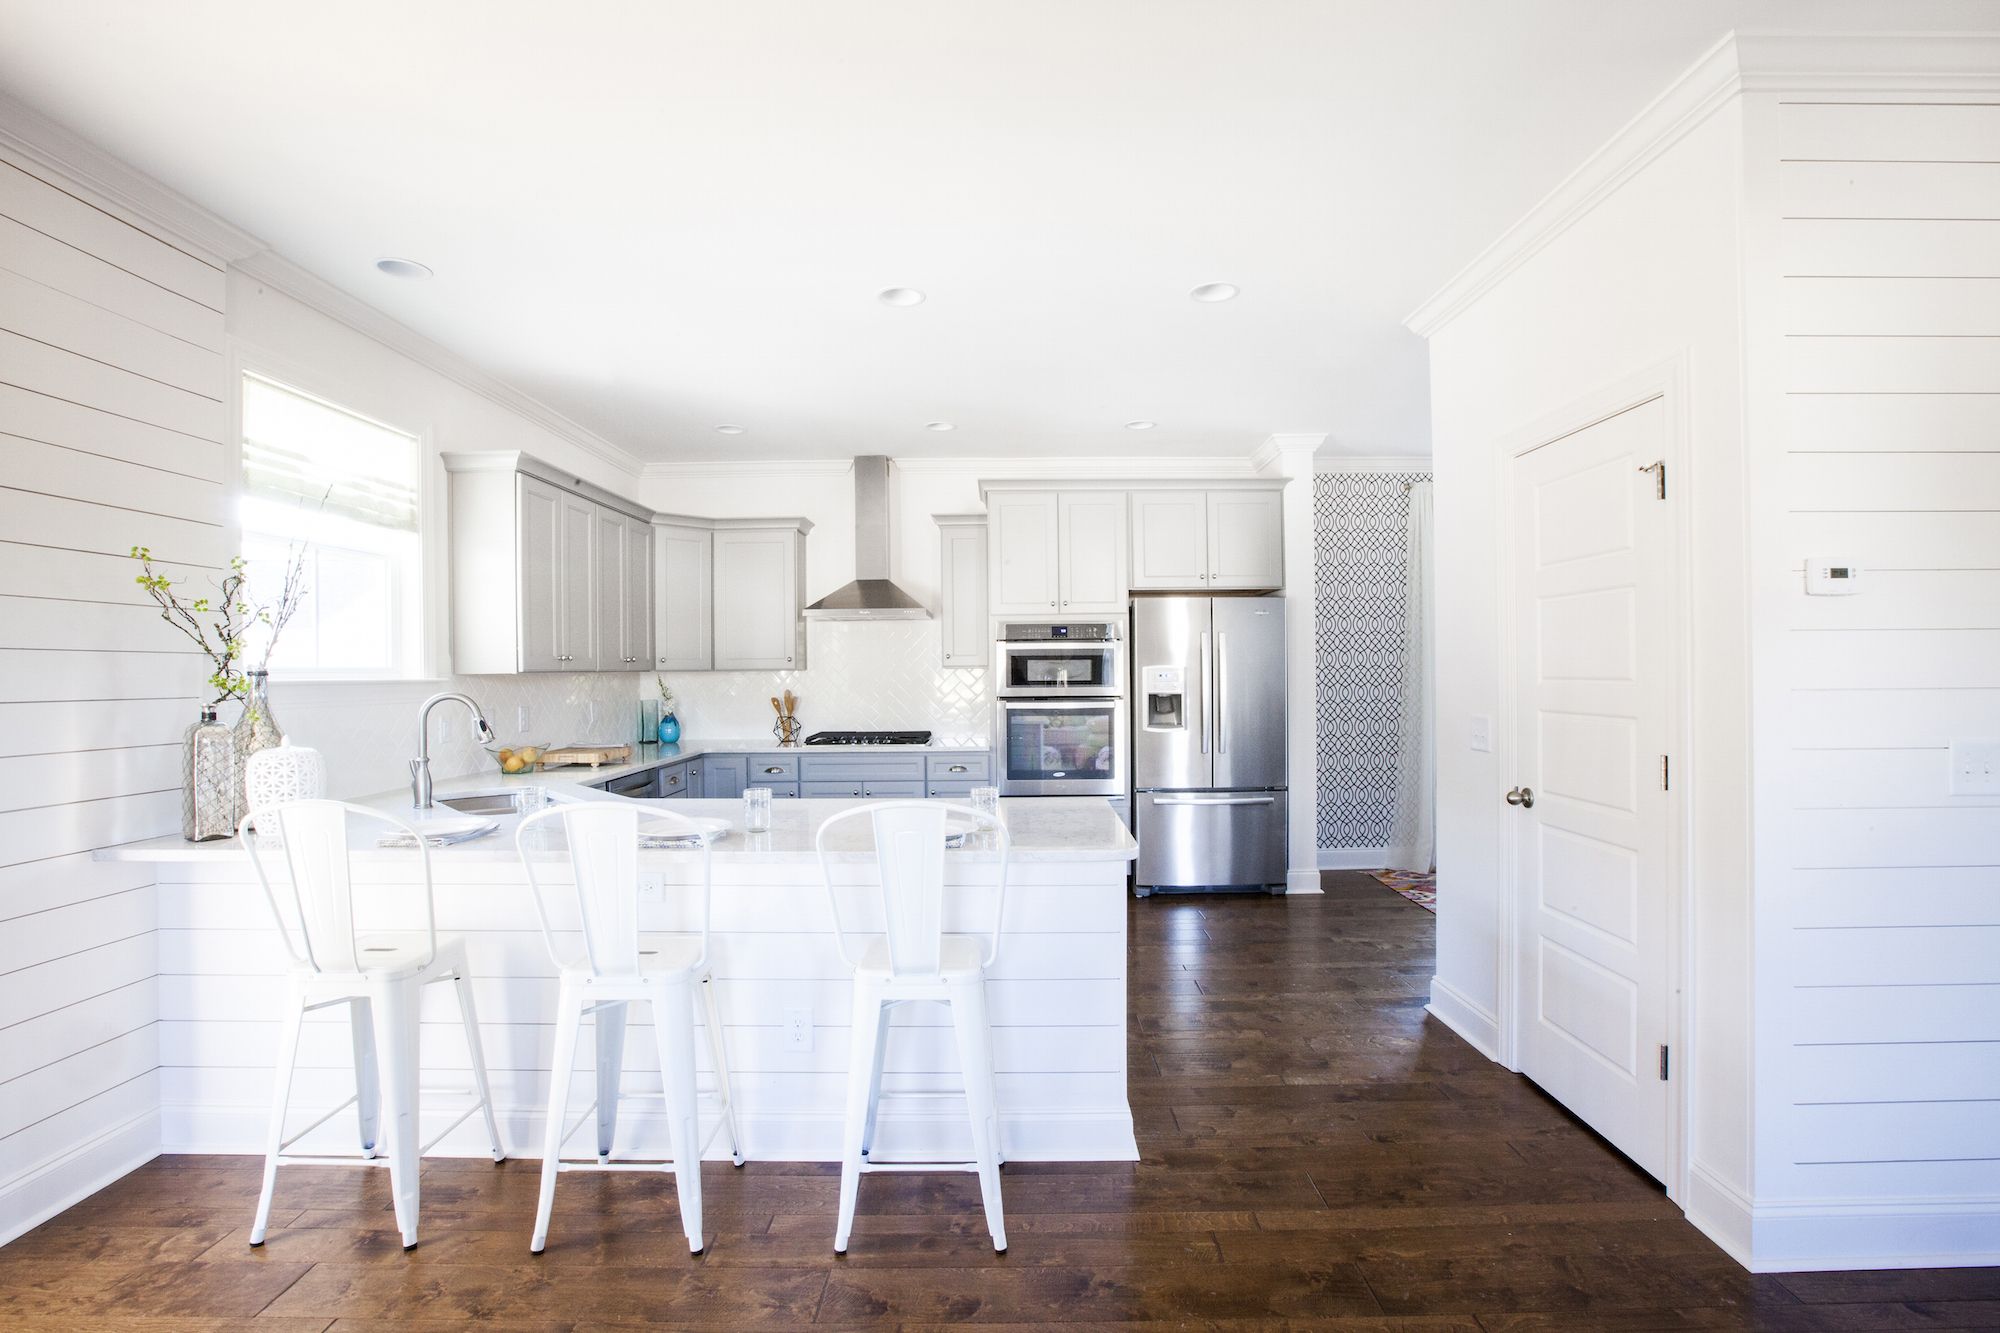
558, 490, 599, 670
1207, 490, 1284, 590
592, 505, 623, 671
619, 516, 651, 667
938, 521, 988, 667
654, 523, 712, 671
861, 780, 924, 799
712, 528, 799, 670
1057, 491, 1127, 613
988, 491, 1059, 616
1129, 491, 1209, 589
516, 475, 564, 672
702, 756, 747, 799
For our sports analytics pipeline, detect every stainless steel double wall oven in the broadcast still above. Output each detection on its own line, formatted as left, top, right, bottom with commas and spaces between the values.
993, 620, 1127, 798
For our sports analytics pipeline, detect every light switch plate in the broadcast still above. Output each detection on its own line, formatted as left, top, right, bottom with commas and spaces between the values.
1950, 741, 2000, 795
1469, 715, 1492, 753
517, 704, 531, 732
1806, 558, 1861, 596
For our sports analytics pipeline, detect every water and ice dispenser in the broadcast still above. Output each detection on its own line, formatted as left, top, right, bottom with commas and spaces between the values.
1141, 665, 1186, 731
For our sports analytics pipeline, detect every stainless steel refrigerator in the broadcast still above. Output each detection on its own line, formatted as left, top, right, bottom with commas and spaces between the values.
1131, 596, 1288, 894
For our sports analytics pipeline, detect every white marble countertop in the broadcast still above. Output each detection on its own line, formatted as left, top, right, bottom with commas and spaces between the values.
101, 755, 1132, 864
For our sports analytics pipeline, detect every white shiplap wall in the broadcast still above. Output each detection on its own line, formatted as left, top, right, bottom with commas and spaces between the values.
1776, 101, 2000, 1207
0, 150, 224, 1239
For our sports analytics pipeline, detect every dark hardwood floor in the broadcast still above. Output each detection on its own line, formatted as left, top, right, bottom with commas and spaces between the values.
5, 872, 1997, 1329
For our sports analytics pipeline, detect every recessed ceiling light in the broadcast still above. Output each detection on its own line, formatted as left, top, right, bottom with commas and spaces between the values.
878, 287, 926, 307
1189, 282, 1239, 303
1125, 420, 1157, 431
714, 424, 746, 435
374, 257, 434, 280
925, 422, 955, 432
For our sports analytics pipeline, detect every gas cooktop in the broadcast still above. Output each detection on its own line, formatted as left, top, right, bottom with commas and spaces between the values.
803, 730, 933, 746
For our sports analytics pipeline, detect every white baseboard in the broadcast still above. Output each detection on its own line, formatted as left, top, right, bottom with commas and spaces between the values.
1285, 868, 1324, 894
1739, 1195, 2000, 1273
1317, 848, 1388, 870
1425, 977, 1502, 1062
162, 1102, 1140, 1165
1685, 1160, 1756, 1267
0, 1108, 160, 1246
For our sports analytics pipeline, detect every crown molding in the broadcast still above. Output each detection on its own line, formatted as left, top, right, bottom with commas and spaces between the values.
0, 89, 647, 483
639, 458, 856, 481
1405, 32, 1743, 339
1735, 31, 2000, 93
1251, 433, 1327, 477
900, 453, 1263, 479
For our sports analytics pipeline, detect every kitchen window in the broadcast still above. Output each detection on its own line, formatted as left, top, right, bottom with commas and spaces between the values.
238, 372, 424, 677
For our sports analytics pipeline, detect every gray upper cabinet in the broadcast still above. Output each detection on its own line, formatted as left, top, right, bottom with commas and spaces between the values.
987, 490, 1059, 616
1128, 486, 1284, 591
1056, 491, 1127, 613
935, 514, 988, 668
444, 452, 654, 674
711, 522, 810, 671
652, 519, 713, 671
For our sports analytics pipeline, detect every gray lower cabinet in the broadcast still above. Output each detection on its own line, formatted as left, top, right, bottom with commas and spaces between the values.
701, 756, 748, 799
656, 761, 691, 798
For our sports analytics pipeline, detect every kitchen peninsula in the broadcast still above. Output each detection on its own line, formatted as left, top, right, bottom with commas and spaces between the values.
103, 762, 1139, 1166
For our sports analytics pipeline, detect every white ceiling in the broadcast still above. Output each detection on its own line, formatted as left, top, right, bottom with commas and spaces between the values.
0, 0, 1989, 463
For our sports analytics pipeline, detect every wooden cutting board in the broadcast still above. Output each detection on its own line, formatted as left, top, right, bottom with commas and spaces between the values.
536, 743, 634, 769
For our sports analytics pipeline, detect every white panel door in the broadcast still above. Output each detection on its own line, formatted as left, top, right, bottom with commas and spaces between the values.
592, 505, 624, 670
988, 491, 1059, 616
515, 475, 563, 672
1057, 491, 1127, 614
557, 490, 598, 670
653, 522, 712, 670
619, 515, 651, 668
1129, 491, 1207, 589
1207, 490, 1284, 590
938, 520, 988, 667
712, 528, 797, 670
1510, 396, 1671, 1181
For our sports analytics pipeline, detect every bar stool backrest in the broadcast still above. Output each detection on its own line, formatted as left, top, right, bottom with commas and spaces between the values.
816, 802, 1010, 980
514, 803, 713, 978
241, 799, 438, 975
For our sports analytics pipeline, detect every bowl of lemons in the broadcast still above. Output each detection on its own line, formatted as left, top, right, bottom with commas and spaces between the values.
488, 742, 550, 775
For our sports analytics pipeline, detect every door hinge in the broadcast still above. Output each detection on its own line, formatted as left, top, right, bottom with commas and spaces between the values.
1659, 1045, 1671, 1081
1639, 460, 1666, 500
1661, 755, 1670, 791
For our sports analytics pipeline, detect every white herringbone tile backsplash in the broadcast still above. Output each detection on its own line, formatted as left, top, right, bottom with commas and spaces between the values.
264, 621, 990, 800
658, 620, 991, 745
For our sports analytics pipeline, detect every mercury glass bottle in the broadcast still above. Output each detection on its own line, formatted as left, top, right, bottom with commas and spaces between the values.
183, 707, 240, 841
232, 669, 283, 822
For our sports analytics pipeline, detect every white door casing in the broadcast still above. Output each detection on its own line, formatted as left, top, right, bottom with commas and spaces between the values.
1508, 394, 1673, 1182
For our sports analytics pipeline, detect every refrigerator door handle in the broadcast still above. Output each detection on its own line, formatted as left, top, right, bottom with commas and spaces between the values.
1151, 794, 1278, 806
1198, 631, 1212, 755
1216, 631, 1228, 754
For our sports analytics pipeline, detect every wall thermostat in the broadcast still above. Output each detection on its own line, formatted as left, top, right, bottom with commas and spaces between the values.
1805, 558, 1860, 596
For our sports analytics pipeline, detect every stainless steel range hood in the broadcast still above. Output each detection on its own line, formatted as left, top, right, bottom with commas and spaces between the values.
803, 456, 931, 621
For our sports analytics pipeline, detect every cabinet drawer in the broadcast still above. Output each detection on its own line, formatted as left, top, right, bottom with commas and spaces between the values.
800, 779, 926, 799
656, 764, 689, 795
801, 780, 865, 798
799, 754, 927, 784
925, 752, 989, 782
862, 780, 924, 799
927, 781, 977, 800
746, 754, 800, 781
766, 784, 801, 799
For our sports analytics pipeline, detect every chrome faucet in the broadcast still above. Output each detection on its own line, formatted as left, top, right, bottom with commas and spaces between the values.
411, 691, 498, 809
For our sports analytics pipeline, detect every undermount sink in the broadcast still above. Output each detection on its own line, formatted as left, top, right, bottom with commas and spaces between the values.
437, 790, 540, 815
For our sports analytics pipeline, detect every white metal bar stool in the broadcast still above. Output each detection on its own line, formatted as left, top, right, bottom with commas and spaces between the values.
817, 801, 1010, 1254
241, 799, 506, 1251
514, 803, 743, 1256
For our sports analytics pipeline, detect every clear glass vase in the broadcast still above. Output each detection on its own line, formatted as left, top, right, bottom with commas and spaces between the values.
232, 670, 283, 823
184, 707, 240, 841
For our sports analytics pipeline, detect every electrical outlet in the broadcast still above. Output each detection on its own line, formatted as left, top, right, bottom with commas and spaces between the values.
1469, 715, 1492, 753
1950, 741, 2000, 795
636, 871, 664, 903
783, 1006, 812, 1052
517, 704, 531, 733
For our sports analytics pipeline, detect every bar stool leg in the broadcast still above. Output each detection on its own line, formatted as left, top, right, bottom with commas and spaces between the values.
249, 984, 306, 1246
653, 976, 704, 1253
452, 970, 505, 1162
594, 1000, 628, 1160
531, 981, 583, 1254
949, 977, 1006, 1253
834, 982, 885, 1254
699, 974, 745, 1166
860, 1000, 893, 1159
371, 979, 425, 1249
349, 996, 379, 1159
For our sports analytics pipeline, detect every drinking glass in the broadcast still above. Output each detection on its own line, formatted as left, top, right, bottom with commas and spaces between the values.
970, 786, 1001, 821
743, 786, 773, 832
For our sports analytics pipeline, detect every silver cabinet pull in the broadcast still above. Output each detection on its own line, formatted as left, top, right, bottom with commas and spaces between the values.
948, 764, 968, 773
1198, 631, 1212, 754
1216, 631, 1228, 755
764, 766, 785, 774
1505, 786, 1535, 809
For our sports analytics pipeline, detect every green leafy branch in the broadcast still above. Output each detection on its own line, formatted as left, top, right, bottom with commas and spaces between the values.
132, 546, 308, 708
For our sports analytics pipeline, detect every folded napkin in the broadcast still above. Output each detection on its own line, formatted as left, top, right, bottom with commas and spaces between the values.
377, 822, 499, 848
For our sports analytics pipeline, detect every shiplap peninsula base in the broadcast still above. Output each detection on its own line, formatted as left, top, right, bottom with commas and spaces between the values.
106, 795, 1139, 1165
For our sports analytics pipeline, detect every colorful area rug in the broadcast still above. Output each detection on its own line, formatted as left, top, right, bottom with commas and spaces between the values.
1370, 869, 1436, 913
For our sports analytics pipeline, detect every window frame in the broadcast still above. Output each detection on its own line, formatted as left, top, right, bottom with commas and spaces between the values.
228, 343, 446, 685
